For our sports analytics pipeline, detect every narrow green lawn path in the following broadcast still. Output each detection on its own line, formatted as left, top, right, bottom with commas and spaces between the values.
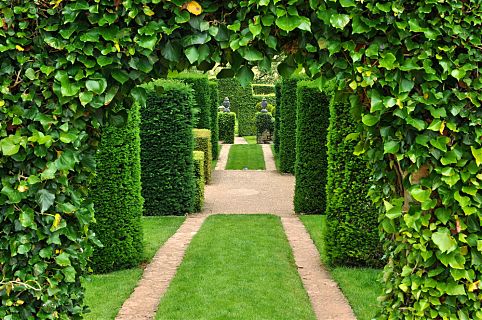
226, 144, 265, 170
300, 215, 382, 320
156, 215, 316, 320
84, 216, 185, 320
243, 135, 257, 144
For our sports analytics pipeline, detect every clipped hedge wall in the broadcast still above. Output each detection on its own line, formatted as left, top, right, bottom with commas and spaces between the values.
279, 76, 303, 174
256, 112, 274, 144
294, 82, 330, 214
252, 84, 275, 95
171, 73, 211, 129
91, 104, 143, 274
218, 112, 236, 144
209, 81, 219, 159
325, 93, 382, 267
140, 80, 195, 216
193, 151, 205, 213
217, 78, 244, 115
193, 129, 212, 184
273, 82, 282, 154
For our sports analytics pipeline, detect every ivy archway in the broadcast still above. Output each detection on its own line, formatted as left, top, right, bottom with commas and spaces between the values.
2, 1, 481, 319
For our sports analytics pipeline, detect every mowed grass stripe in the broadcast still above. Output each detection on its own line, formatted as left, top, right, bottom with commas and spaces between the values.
84, 216, 186, 320
226, 144, 266, 170
156, 215, 316, 320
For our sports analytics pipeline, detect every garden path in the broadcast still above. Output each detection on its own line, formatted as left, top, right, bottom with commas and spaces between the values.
116, 139, 355, 320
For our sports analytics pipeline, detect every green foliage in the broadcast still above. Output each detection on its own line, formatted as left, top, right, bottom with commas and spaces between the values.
218, 112, 236, 144
294, 82, 330, 214
256, 113, 274, 144
193, 129, 212, 184
217, 78, 244, 115
140, 80, 195, 216
279, 77, 304, 174
273, 82, 282, 154
209, 81, 220, 159
324, 93, 381, 268
252, 84, 275, 95
256, 102, 275, 114
171, 73, 211, 129
91, 103, 143, 274
192, 151, 205, 213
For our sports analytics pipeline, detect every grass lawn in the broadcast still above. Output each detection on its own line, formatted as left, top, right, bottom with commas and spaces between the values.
84, 216, 185, 320
156, 215, 316, 320
243, 135, 257, 144
271, 144, 281, 171
226, 144, 265, 170
300, 215, 382, 320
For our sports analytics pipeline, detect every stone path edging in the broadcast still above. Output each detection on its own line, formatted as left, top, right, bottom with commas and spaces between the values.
214, 144, 231, 171
261, 144, 276, 171
115, 214, 209, 320
281, 216, 356, 320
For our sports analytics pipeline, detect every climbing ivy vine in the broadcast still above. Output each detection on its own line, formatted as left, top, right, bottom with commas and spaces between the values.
1, 0, 481, 318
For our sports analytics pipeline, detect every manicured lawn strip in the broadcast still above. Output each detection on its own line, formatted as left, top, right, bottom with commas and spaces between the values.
156, 215, 316, 320
84, 216, 186, 320
243, 135, 257, 144
271, 144, 281, 171
300, 215, 382, 320
226, 144, 265, 170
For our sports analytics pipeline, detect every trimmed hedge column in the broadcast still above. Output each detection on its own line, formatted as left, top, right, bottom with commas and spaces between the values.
273, 81, 282, 154
256, 112, 274, 144
140, 80, 195, 216
193, 151, 205, 212
193, 129, 212, 184
218, 112, 236, 144
172, 73, 211, 129
294, 82, 330, 214
91, 104, 143, 273
324, 92, 382, 267
279, 77, 303, 174
209, 81, 220, 159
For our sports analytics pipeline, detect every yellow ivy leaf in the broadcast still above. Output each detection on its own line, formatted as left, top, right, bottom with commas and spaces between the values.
16, 300, 24, 306
15, 45, 24, 52
114, 40, 121, 52
52, 214, 62, 230
51, 0, 63, 9
0, 100, 5, 107
143, 5, 155, 16
185, 1, 202, 16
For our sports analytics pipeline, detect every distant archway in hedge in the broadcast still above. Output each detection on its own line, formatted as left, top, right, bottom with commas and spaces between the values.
2, 1, 481, 319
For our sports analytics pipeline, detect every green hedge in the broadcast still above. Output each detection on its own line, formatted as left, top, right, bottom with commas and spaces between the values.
252, 84, 275, 95
279, 77, 303, 174
217, 78, 244, 115
91, 104, 143, 273
171, 73, 211, 129
193, 129, 212, 184
256, 112, 274, 144
273, 82, 282, 154
325, 93, 382, 267
218, 112, 236, 144
140, 80, 195, 216
193, 151, 205, 213
294, 81, 330, 214
209, 81, 219, 159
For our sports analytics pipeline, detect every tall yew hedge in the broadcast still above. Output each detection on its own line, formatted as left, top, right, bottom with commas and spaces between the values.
209, 81, 220, 159
273, 81, 282, 154
279, 77, 303, 174
91, 104, 143, 273
324, 93, 381, 267
140, 80, 195, 216
294, 82, 330, 214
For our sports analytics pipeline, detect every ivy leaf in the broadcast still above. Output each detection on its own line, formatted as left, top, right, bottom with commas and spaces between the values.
384, 141, 400, 154
470, 146, 482, 166
55, 252, 71, 267
339, 0, 356, 7
410, 187, 432, 202
36, 189, 55, 213
379, 53, 397, 70
432, 229, 457, 253
86, 78, 107, 95
19, 210, 35, 228
184, 1, 202, 16
238, 47, 264, 61
184, 46, 199, 64
330, 14, 350, 29
276, 15, 302, 32
362, 114, 380, 126
0, 136, 21, 156
236, 66, 254, 87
